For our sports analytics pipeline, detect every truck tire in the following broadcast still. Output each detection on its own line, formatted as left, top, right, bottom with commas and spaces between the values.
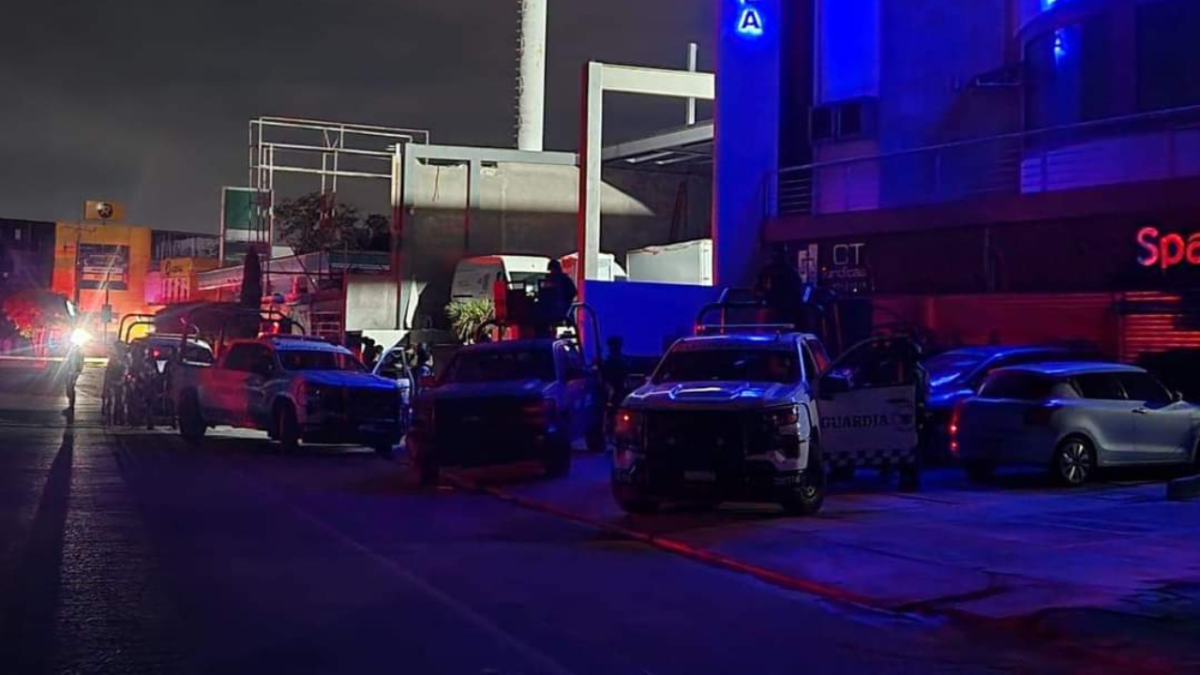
275, 403, 300, 454
781, 436, 825, 516
543, 439, 572, 478
613, 486, 659, 514
415, 450, 440, 487
178, 393, 206, 442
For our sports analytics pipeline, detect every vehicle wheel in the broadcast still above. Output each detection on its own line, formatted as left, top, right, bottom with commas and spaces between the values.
781, 436, 826, 516
543, 440, 572, 478
275, 403, 300, 454
964, 460, 995, 483
178, 394, 206, 442
1053, 437, 1095, 487
899, 462, 921, 492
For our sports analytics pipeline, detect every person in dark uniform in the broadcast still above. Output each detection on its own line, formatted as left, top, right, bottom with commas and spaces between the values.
538, 259, 578, 333
755, 249, 804, 329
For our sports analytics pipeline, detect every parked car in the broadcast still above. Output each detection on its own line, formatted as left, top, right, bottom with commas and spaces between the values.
173, 335, 403, 455
407, 338, 607, 484
955, 362, 1200, 485
923, 346, 1096, 461
612, 320, 924, 516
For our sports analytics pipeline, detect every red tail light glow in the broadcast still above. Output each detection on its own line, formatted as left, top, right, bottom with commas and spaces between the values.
949, 402, 963, 456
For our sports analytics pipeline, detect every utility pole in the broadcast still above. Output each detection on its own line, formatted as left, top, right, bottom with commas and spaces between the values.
686, 42, 699, 126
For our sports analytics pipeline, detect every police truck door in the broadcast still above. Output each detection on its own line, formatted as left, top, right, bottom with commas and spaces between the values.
817, 337, 920, 467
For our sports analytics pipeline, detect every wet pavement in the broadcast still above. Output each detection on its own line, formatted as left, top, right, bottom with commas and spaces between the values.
0, 364, 1178, 674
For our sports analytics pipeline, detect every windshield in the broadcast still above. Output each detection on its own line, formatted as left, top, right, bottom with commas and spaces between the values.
654, 348, 800, 384
924, 352, 988, 388
445, 348, 555, 383
278, 350, 366, 372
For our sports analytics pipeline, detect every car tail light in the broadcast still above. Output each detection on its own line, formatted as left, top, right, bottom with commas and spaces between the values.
1024, 402, 1061, 427
949, 401, 964, 456
152, 348, 162, 359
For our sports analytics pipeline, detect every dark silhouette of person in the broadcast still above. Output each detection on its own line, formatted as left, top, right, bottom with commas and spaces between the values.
539, 259, 578, 329
602, 336, 632, 406
755, 249, 804, 329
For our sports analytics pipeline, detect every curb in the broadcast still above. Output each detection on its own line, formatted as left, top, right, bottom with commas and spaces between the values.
443, 469, 1180, 674
1167, 473, 1200, 501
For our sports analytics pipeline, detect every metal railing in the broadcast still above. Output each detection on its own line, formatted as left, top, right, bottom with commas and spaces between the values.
775, 104, 1200, 217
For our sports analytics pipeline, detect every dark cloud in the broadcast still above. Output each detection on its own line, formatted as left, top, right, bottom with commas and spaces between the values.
0, 0, 710, 233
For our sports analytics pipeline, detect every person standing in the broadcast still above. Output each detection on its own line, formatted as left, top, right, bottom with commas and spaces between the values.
538, 259, 578, 333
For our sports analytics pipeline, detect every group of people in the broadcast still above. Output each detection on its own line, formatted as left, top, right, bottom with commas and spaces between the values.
101, 342, 171, 429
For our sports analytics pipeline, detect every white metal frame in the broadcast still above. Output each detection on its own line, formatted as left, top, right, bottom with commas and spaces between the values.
577, 62, 715, 294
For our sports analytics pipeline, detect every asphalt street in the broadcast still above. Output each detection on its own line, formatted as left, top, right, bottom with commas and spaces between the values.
0, 366, 1113, 673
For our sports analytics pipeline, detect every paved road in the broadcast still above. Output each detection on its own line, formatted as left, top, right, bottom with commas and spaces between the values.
0, 366, 1084, 674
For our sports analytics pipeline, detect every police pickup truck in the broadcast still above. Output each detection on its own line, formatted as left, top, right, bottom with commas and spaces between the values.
612, 293, 921, 515
173, 335, 404, 454
407, 336, 607, 484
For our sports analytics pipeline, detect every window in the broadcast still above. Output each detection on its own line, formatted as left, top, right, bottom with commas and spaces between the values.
801, 343, 819, 383
375, 351, 410, 380
223, 344, 257, 372
811, 106, 835, 142
1137, 0, 1200, 111
1073, 373, 1126, 400
279, 349, 364, 372
1024, 16, 1114, 130
654, 348, 800, 385
445, 348, 556, 384
979, 372, 1056, 400
1116, 372, 1171, 404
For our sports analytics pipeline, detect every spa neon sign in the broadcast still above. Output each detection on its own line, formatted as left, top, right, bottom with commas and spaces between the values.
1138, 226, 1200, 270
737, 0, 764, 37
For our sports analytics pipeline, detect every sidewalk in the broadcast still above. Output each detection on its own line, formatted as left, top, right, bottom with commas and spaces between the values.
466, 453, 1200, 667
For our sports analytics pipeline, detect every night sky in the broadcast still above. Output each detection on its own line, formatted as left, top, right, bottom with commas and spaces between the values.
0, 0, 710, 233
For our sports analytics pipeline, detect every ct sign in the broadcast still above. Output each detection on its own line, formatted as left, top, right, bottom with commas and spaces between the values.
737, 0, 764, 38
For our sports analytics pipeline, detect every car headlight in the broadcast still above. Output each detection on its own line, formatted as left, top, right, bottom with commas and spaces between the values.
615, 408, 644, 442
70, 328, 92, 347
764, 404, 801, 429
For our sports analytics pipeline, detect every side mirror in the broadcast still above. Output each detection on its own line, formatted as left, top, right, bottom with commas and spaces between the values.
820, 373, 851, 397
1173, 390, 1185, 403
625, 374, 649, 391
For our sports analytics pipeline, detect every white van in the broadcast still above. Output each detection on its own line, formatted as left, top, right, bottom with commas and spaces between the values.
451, 253, 626, 303
451, 256, 551, 302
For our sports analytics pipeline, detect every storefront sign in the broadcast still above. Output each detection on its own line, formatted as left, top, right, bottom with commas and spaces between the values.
77, 243, 130, 291
1137, 226, 1200, 270
825, 242, 872, 295
736, 0, 764, 37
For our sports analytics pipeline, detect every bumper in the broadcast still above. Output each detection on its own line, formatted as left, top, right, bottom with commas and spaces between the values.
301, 415, 403, 446
410, 425, 563, 468
611, 458, 809, 503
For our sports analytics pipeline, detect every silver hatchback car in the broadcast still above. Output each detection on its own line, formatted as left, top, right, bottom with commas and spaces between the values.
955, 362, 1200, 485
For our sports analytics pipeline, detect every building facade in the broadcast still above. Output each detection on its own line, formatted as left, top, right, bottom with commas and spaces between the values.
753, 0, 1200, 361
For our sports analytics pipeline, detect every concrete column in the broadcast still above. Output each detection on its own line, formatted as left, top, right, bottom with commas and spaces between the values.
518, 0, 548, 152
714, 0, 783, 288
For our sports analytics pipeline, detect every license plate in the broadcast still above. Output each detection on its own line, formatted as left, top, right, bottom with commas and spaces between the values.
684, 470, 717, 483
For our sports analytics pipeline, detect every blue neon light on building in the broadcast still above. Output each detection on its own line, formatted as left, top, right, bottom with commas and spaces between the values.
737, 0, 764, 38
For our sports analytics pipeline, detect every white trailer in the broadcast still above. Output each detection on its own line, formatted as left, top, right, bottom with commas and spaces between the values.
626, 239, 713, 286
